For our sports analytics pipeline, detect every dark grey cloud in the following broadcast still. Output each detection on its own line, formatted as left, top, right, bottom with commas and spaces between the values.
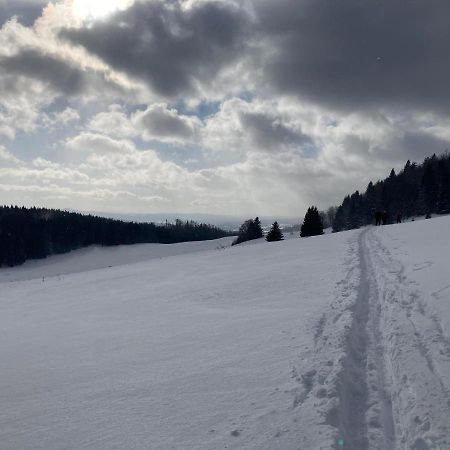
342, 131, 450, 167
239, 111, 313, 153
0, 0, 45, 26
133, 104, 199, 141
392, 132, 450, 162
1, 49, 87, 95
255, 0, 450, 113
60, 0, 450, 114
61, 0, 251, 98
0, 48, 129, 99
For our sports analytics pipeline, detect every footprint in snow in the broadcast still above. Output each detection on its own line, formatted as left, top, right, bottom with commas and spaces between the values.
413, 261, 434, 271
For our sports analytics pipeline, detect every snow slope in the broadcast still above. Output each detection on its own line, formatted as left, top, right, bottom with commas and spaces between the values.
1, 218, 449, 449
0, 237, 234, 283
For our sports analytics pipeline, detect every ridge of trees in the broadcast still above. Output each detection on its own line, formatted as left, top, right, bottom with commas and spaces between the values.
331, 152, 450, 232
0, 206, 232, 267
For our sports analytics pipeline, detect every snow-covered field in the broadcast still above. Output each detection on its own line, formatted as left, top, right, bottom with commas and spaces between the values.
1, 218, 449, 449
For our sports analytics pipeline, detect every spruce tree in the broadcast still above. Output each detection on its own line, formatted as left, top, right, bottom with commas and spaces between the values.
252, 217, 264, 239
266, 221, 284, 242
232, 217, 263, 245
300, 206, 324, 237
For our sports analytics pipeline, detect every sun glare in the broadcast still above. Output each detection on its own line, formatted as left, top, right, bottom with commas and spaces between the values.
72, 0, 132, 21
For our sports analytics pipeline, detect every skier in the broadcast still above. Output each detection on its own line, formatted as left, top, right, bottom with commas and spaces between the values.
375, 211, 382, 226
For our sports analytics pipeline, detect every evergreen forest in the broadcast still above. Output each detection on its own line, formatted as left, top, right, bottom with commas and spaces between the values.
331, 153, 450, 232
0, 207, 232, 267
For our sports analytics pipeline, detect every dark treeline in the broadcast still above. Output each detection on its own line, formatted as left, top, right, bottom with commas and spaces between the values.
332, 153, 450, 232
0, 206, 232, 267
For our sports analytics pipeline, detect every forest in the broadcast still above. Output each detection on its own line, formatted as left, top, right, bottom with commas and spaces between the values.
0, 207, 232, 267
331, 153, 450, 232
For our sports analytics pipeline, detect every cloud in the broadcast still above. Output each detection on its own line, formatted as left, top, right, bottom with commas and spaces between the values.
132, 103, 201, 143
0, 45, 132, 101
239, 110, 313, 153
202, 98, 316, 158
87, 102, 202, 144
0, 12, 147, 103
254, 0, 450, 113
2, 0, 450, 217
53, 107, 80, 125
59, 0, 450, 112
88, 105, 137, 138
0, 13, 145, 139
0, 145, 20, 164
61, 0, 251, 99
65, 132, 136, 154
2, 48, 88, 95
0, 0, 46, 26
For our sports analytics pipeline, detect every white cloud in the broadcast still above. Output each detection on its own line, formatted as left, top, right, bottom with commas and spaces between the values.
65, 132, 136, 154
54, 106, 80, 125
0, 146, 20, 164
87, 104, 137, 138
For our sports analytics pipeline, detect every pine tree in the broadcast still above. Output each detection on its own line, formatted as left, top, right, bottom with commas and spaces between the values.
300, 206, 324, 237
266, 221, 284, 242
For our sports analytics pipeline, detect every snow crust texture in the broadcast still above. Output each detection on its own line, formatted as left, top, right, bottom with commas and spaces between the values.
1, 218, 449, 449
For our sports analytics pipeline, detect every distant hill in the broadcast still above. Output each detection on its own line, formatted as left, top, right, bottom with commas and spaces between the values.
0, 206, 233, 267
84, 211, 300, 232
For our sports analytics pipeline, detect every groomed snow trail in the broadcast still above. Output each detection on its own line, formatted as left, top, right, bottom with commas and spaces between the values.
328, 226, 450, 450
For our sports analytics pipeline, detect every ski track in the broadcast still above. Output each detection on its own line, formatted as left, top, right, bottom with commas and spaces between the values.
303, 226, 450, 450
368, 227, 450, 450
327, 227, 396, 450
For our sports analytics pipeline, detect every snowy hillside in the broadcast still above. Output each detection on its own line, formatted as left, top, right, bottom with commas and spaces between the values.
1, 218, 449, 449
0, 237, 235, 283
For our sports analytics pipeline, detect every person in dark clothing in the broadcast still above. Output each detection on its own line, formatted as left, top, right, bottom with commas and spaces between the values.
396, 213, 402, 224
375, 211, 382, 226
382, 211, 388, 225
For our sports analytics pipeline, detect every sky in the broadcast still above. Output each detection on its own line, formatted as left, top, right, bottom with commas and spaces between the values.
1, 0, 450, 218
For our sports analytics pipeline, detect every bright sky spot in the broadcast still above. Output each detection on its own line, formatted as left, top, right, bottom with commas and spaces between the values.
72, 0, 132, 21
